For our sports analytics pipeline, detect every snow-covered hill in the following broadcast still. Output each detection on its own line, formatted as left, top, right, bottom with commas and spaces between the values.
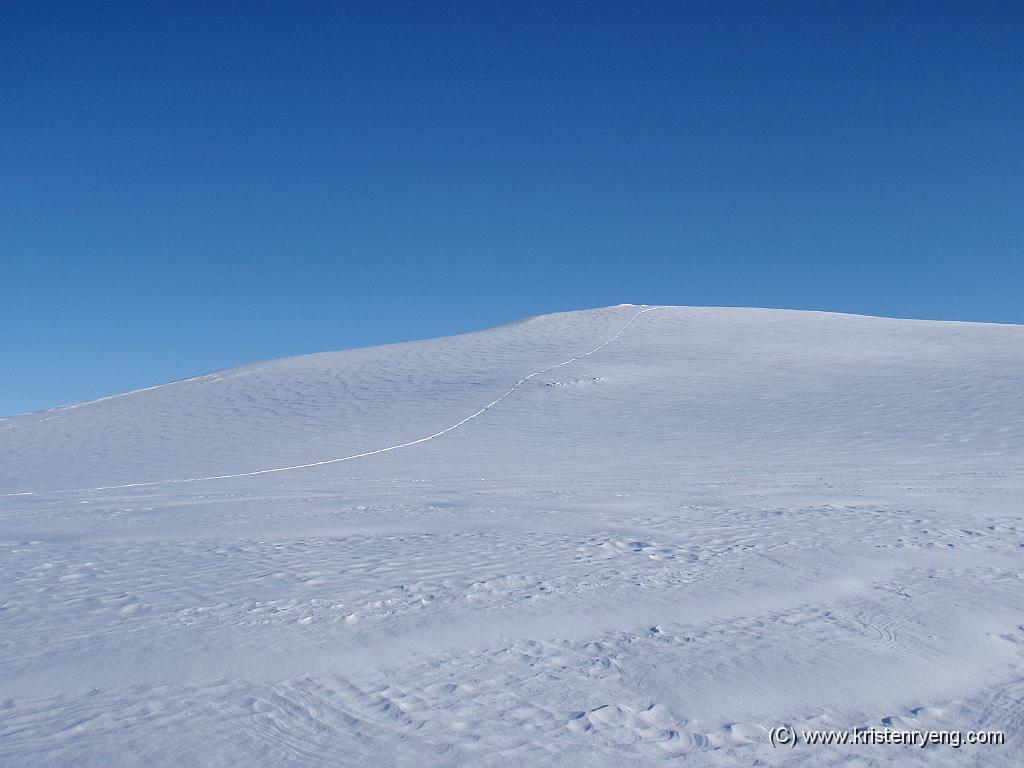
2, 305, 1022, 766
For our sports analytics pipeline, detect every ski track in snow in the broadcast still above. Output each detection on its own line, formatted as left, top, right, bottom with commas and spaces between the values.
2, 306, 667, 497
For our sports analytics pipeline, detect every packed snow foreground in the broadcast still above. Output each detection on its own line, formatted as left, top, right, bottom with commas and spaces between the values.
1, 305, 1022, 767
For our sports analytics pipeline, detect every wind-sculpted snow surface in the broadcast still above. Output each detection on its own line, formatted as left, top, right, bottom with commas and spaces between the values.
1, 307, 663, 495
1, 305, 1023, 767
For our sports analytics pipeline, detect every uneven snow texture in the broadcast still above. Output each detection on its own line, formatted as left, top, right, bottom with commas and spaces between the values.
1, 305, 1022, 767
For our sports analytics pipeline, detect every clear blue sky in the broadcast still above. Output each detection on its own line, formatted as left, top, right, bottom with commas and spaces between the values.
2, 1, 1022, 415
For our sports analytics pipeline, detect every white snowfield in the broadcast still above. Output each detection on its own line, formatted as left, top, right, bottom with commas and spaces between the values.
1, 305, 1022, 767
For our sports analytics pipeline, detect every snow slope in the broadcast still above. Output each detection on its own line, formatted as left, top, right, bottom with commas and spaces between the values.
1, 305, 1022, 766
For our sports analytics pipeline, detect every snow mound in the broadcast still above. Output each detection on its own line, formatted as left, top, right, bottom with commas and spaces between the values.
1, 305, 1022, 767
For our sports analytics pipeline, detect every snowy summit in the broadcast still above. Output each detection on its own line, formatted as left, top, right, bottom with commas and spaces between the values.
1, 305, 1022, 766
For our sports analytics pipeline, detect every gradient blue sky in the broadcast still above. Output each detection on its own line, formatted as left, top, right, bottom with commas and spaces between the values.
3, 1, 1022, 415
